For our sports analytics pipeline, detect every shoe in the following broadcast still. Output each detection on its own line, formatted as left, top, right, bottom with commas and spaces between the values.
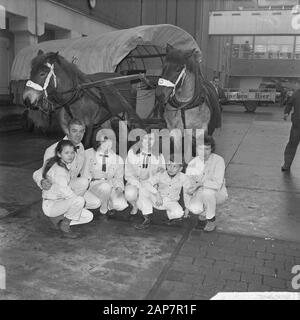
134, 217, 151, 230
59, 218, 79, 239
195, 219, 207, 230
49, 215, 64, 230
281, 165, 290, 172
203, 220, 216, 232
167, 218, 183, 226
106, 210, 116, 219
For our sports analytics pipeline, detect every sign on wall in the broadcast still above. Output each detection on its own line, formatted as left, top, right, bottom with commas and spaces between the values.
0, 5, 5, 29
258, 0, 298, 6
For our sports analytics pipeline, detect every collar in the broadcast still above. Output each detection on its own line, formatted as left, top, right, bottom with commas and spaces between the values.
63, 136, 82, 150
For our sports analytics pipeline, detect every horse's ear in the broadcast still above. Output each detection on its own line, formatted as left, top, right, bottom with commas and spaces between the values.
166, 43, 174, 53
37, 49, 44, 56
48, 51, 60, 64
184, 48, 196, 59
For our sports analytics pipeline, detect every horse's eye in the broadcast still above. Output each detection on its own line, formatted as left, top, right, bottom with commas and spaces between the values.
39, 71, 47, 77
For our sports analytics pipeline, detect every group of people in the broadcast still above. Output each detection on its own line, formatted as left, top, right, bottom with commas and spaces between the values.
33, 119, 228, 238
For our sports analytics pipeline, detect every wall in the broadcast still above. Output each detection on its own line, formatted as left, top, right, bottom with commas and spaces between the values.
230, 57, 300, 77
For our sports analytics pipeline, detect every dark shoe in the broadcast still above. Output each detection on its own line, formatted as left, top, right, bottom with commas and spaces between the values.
195, 219, 207, 230
49, 215, 64, 230
281, 165, 290, 172
203, 220, 216, 232
106, 210, 116, 219
134, 217, 151, 230
59, 218, 79, 239
167, 217, 184, 226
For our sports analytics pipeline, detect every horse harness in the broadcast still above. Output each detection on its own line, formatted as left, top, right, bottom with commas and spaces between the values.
25, 63, 113, 127
157, 65, 206, 128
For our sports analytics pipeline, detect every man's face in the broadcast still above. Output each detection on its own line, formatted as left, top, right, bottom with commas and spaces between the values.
166, 162, 182, 176
213, 78, 220, 86
67, 124, 85, 145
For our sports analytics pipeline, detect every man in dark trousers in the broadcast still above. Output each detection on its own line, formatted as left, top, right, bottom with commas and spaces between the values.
282, 87, 300, 172
211, 76, 227, 111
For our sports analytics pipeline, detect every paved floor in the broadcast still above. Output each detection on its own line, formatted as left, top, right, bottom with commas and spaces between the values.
0, 104, 299, 299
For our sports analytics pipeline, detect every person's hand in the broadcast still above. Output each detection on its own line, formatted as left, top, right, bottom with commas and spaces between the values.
157, 166, 165, 173
114, 187, 123, 197
283, 114, 288, 121
187, 186, 195, 196
41, 178, 52, 190
184, 208, 190, 218
155, 193, 163, 207
94, 172, 106, 180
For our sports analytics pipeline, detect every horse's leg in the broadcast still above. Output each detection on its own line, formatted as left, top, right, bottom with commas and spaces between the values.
58, 109, 70, 136
83, 125, 94, 148
183, 103, 211, 162
164, 103, 185, 159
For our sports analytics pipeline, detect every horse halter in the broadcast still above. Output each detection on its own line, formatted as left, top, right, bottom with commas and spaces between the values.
157, 65, 186, 97
25, 63, 57, 97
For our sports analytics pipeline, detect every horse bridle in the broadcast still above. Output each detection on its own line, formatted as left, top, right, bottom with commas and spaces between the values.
26, 63, 57, 97
158, 65, 187, 98
25, 61, 113, 123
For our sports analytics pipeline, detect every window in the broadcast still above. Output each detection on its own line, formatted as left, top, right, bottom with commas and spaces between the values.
232, 36, 254, 59
254, 36, 294, 59
295, 37, 300, 59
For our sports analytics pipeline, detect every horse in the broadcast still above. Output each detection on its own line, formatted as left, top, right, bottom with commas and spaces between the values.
155, 44, 222, 161
22, 50, 139, 146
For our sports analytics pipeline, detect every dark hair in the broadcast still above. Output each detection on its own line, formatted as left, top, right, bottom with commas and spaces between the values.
204, 135, 216, 153
42, 140, 75, 178
68, 118, 85, 129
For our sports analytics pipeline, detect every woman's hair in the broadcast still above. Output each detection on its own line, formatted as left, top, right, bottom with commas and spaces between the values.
192, 134, 216, 154
42, 140, 75, 178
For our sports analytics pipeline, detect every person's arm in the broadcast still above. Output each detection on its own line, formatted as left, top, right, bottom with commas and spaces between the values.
112, 156, 125, 191
80, 150, 92, 182
182, 174, 193, 208
125, 152, 141, 187
55, 168, 77, 199
33, 167, 44, 189
203, 156, 225, 191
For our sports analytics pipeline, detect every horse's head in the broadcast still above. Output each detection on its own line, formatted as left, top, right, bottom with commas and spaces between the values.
23, 50, 77, 109
156, 44, 197, 105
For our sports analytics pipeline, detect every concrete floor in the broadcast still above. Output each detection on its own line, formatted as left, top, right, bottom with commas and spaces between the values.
0, 104, 299, 299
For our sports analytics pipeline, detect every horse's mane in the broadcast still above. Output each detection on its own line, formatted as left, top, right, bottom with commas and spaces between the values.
31, 52, 87, 83
165, 48, 201, 75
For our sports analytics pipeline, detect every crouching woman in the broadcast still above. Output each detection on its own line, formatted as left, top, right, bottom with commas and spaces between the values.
185, 135, 228, 232
41, 140, 93, 238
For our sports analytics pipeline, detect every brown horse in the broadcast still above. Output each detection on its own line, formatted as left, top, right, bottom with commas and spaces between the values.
23, 50, 138, 146
155, 44, 221, 160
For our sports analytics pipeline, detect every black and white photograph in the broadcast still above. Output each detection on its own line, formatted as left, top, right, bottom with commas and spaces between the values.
0, 0, 300, 306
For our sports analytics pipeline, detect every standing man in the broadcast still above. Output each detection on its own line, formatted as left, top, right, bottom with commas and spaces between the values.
33, 118, 101, 211
211, 76, 227, 110
282, 87, 300, 172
